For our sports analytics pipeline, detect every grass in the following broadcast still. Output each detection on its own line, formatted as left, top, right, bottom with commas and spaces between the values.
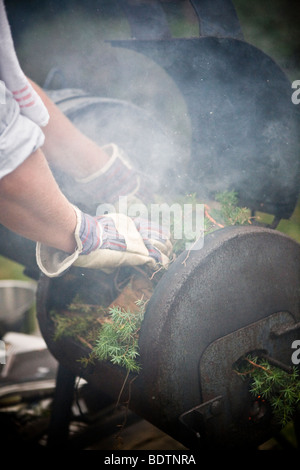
0, 256, 37, 334
257, 198, 300, 243
0, 255, 32, 281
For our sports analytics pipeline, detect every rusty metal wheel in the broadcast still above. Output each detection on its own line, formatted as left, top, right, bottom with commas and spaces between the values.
137, 225, 300, 449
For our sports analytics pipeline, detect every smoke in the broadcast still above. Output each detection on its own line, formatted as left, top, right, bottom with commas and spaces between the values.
7, 1, 300, 220
11, 5, 191, 204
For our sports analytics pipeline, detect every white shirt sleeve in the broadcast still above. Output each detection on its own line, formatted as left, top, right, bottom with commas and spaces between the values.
0, 0, 49, 127
0, 84, 45, 179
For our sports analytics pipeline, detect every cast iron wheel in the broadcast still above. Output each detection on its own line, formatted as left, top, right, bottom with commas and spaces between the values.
136, 225, 300, 449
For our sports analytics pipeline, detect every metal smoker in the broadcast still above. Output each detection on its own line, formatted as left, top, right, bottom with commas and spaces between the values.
1, 0, 300, 450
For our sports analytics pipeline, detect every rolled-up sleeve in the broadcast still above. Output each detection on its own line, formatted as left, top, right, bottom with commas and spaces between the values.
0, 83, 45, 179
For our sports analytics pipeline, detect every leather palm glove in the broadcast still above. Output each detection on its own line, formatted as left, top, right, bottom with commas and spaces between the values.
36, 206, 173, 278
71, 143, 153, 207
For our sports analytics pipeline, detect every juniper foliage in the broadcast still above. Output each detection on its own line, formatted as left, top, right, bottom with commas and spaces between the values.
93, 300, 146, 373
236, 355, 300, 427
214, 190, 251, 226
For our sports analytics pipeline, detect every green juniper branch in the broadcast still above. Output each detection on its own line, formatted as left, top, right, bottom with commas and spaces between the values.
214, 190, 252, 227
171, 190, 252, 254
235, 355, 300, 427
92, 300, 147, 373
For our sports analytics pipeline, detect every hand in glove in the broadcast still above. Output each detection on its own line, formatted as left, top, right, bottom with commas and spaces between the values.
133, 217, 173, 265
36, 206, 173, 277
71, 143, 153, 206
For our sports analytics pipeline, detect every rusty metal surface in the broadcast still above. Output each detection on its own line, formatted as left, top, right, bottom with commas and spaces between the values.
136, 226, 300, 448
197, 311, 300, 448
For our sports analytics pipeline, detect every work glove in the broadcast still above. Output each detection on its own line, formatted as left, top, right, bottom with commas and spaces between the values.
0, 0, 49, 127
71, 143, 153, 207
36, 206, 173, 278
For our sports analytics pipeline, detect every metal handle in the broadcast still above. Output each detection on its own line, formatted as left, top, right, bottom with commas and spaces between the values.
120, 0, 243, 41
120, 0, 171, 39
189, 0, 243, 39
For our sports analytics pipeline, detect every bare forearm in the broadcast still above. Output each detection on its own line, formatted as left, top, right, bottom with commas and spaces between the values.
29, 80, 110, 179
0, 148, 77, 253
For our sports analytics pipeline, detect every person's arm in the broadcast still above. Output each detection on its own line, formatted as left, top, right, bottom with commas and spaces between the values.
29, 79, 110, 180
29, 80, 145, 206
0, 147, 77, 253
0, 2, 172, 278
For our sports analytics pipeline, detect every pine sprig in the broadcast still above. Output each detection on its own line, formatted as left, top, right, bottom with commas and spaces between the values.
93, 300, 146, 373
51, 293, 147, 373
236, 355, 300, 427
214, 190, 251, 226
50, 310, 100, 342
170, 190, 253, 254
